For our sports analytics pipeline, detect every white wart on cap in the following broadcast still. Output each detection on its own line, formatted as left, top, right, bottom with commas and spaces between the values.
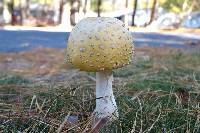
66, 17, 134, 72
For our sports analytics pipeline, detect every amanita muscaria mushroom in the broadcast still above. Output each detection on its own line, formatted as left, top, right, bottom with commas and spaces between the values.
66, 17, 134, 124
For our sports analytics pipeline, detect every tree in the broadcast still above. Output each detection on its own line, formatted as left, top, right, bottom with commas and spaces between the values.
124, 0, 129, 26
148, 0, 157, 25
161, 0, 200, 13
145, 0, 149, 26
132, 0, 138, 26
58, 0, 64, 24
20, 0, 30, 25
112, 0, 116, 10
70, 0, 81, 26
181, 0, 200, 14
97, 0, 101, 17
83, 0, 86, 14
4, 0, 14, 25
53, 0, 64, 25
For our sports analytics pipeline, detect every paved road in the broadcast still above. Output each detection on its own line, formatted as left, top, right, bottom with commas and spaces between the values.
0, 29, 199, 53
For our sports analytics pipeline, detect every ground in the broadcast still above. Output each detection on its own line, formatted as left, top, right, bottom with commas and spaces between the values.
0, 46, 198, 81
1, 46, 200, 132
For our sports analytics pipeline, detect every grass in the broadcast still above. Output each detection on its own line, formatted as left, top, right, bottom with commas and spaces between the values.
0, 73, 30, 85
0, 47, 200, 132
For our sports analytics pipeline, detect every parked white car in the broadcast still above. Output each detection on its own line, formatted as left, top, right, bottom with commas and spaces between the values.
149, 13, 181, 29
129, 9, 151, 26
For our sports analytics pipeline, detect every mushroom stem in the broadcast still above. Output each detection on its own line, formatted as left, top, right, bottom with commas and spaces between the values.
94, 71, 118, 120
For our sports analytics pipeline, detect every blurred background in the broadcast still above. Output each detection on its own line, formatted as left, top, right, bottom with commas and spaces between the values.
0, 0, 200, 30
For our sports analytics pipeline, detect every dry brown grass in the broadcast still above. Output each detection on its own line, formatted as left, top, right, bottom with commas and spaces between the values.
0, 47, 179, 76
0, 48, 66, 76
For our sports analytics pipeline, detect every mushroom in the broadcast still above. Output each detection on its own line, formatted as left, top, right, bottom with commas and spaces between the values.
66, 17, 134, 128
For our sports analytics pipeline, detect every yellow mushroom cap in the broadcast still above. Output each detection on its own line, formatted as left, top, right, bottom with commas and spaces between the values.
66, 17, 134, 72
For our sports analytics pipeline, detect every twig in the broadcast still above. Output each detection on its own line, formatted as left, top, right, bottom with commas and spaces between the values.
145, 107, 161, 132
57, 112, 71, 133
137, 97, 143, 133
90, 117, 109, 133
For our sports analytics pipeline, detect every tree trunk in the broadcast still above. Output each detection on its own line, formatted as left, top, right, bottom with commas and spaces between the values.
124, 0, 129, 26
112, 0, 116, 10
70, 0, 81, 26
125, 0, 128, 7
58, 0, 64, 24
10, 0, 14, 25
132, 0, 137, 26
97, 0, 101, 17
83, 0, 87, 14
5, 0, 15, 25
148, 0, 157, 25
20, 0, 29, 25
144, 0, 149, 26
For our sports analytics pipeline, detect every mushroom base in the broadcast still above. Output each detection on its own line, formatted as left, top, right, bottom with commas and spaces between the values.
94, 71, 118, 120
